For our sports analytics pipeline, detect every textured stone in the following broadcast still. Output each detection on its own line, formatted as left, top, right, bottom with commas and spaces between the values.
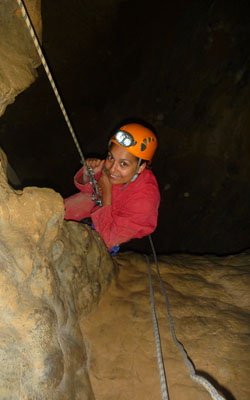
82, 251, 250, 400
0, 145, 250, 399
0, 0, 41, 116
1, 0, 249, 255
0, 1, 249, 399
0, 148, 116, 399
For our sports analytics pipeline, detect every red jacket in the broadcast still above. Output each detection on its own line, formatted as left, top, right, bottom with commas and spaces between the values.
64, 167, 160, 249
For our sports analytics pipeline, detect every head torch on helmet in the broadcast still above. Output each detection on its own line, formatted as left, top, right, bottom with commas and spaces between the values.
115, 130, 136, 148
110, 123, 158, 163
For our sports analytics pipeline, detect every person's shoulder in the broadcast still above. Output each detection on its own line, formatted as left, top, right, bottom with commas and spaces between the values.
134, 169, 160, 202
131, 169, 160, 208
138, 168, 158, 187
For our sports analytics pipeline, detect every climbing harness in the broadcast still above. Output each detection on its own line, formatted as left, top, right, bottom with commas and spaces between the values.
146, 235, 226, 400
16, 0, 102, 206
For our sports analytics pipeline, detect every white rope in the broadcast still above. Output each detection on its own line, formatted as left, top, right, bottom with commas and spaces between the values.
16, 0, 102, 205
16, 0, 85, 165
146, 254, 169, 400
147, 234, 226, 400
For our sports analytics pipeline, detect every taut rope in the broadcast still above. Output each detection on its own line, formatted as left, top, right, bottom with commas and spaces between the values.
16, 0, 102, 205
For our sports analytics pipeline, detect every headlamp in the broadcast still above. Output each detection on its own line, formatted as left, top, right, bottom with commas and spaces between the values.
115, 130, 136, 147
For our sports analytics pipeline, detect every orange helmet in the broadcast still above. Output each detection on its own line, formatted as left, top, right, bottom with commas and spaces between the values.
110, 123, 157, 162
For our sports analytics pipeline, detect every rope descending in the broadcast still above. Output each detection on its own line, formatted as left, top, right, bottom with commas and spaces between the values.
16, 0, 102, 206
146, 254, 169, 400
147, 234, 226, 400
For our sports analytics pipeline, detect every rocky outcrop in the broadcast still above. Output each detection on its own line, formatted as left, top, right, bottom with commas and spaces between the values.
0, 3, 249, 397
82, 251, 250, 400
0, 146, 250, 399
1, 0, 249, 255
0, 0, 41, 116
0, 148, 116, 399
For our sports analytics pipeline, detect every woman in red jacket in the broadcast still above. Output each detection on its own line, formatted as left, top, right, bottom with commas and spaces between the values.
64, 123, 160, 253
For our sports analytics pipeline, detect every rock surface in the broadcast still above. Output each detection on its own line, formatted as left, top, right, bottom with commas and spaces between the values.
0, 4, 250, 396
0, 146, 250, 399
1, 0, 249, 255
0, 0, 41, 116
82, 251, 250, 400
0, 148, 116, 399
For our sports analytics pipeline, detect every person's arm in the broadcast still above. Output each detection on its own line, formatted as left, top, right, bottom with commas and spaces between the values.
97, 168, 112, 206
91, 185, 160, 249
74, 159, 104, 194
81, 159, 105, 184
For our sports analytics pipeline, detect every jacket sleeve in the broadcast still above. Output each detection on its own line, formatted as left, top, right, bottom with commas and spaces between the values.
90, 185, 160, 249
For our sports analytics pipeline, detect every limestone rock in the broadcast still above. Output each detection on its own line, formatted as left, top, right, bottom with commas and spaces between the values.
82, 251, 250, 400
0, 148, 116, 399
0, 0, 41, 116
0, 142, 250, 399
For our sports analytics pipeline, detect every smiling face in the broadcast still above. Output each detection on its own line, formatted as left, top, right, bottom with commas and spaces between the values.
105, 144, 146, 185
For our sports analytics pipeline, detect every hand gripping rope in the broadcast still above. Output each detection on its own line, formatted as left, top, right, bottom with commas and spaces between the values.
16, 0, 102, 206
146, 235, 226, 400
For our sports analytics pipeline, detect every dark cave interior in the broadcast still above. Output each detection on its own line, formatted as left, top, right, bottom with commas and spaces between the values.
0, 0, 250, 255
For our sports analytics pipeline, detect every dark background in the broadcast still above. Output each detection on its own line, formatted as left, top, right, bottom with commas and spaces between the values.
0, 0, 250, 255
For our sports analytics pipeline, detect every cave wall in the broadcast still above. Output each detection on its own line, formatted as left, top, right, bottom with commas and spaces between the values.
0, 147, 116, 399
0, 2, 249, 399
0, 0, 249, 255
0, 144, 249, 399
83, 251, 250, 400
0, 0, 41, 116
101, 0, 250, 255
148, 0, 250, 254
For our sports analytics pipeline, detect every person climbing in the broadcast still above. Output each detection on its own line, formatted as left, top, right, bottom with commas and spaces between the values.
64, 122, 160, 254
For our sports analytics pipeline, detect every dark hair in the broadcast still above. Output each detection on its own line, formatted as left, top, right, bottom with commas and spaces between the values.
136, 158, 152, 169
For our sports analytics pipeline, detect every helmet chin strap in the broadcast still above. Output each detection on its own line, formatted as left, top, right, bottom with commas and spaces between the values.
130, 158, 141, 182
121, 158, 141, 191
